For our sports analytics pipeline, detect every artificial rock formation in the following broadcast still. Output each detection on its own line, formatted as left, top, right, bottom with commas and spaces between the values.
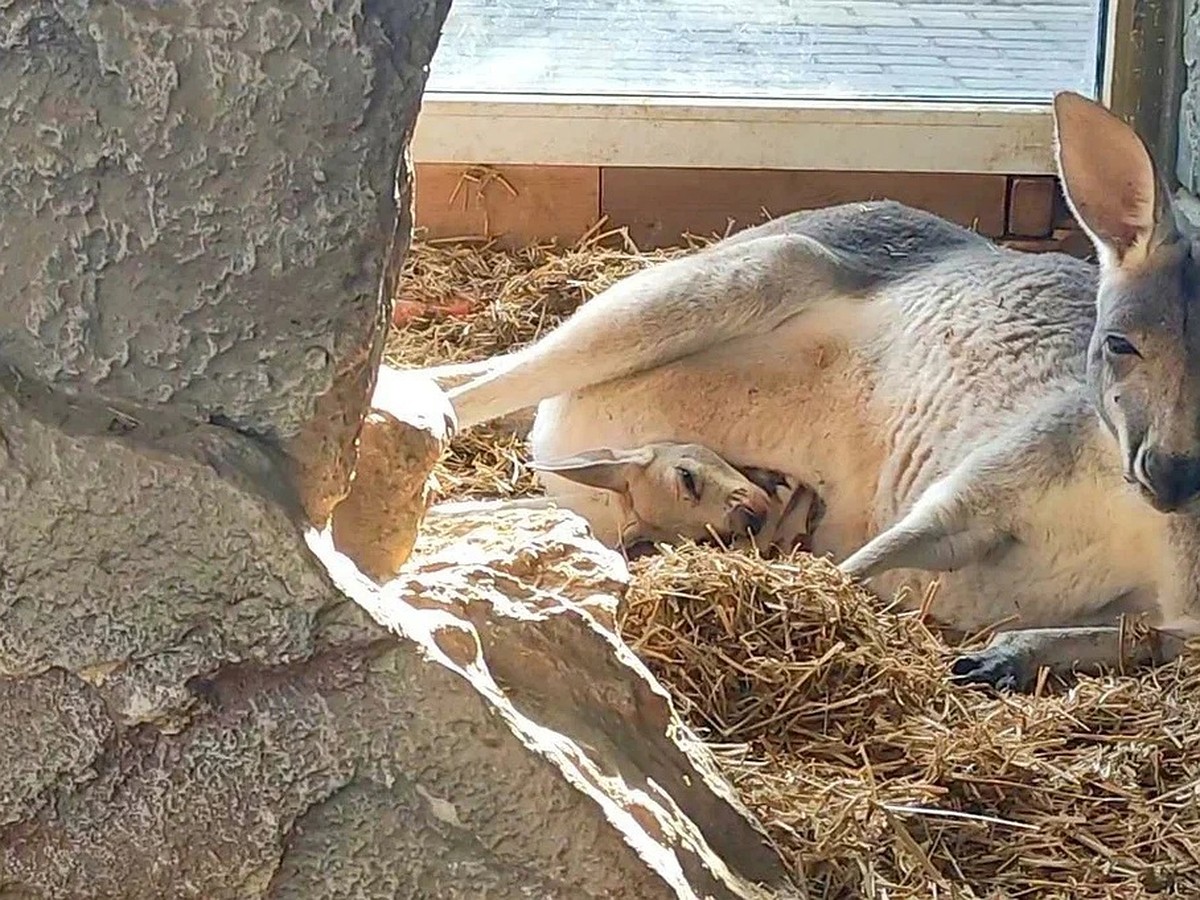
0, 0, 437, 524
0, 2, 797, 898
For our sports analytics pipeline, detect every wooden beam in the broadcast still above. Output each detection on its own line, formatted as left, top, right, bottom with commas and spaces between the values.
1105, 0, 1185, 187
601, 169, 1009, 248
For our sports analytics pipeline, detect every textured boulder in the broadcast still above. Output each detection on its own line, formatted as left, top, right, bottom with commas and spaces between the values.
0, 0, 444, 522
318, 505, 797, 900
0, 1, 797, 897
0, 381, 794, 897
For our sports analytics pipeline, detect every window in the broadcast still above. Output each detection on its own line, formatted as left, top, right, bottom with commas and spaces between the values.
427, 0, 1105, 103
414, 1, 1118, 174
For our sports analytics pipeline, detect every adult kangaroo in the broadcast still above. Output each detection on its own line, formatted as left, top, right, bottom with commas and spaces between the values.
427, 92, 1200, 691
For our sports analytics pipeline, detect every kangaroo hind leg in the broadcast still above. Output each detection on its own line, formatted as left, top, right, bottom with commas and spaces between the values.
449, 233, 868, 429
951, 619, 1199, 692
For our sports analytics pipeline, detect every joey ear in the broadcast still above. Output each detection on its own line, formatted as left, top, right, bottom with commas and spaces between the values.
528, 447, 656, 494
1053, 91, 1178, 269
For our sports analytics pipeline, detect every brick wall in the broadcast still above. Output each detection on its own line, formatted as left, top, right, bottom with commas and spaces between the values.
414, 164, 1092, 258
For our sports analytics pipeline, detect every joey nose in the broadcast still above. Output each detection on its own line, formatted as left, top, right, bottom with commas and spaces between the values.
731, 504, 765, 535
1141, 450, 1200, 512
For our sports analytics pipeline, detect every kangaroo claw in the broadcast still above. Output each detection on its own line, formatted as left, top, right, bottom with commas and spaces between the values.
950, 634, 1036, 693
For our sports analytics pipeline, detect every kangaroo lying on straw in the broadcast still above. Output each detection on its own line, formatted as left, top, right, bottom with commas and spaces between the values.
423, 91, 1200, 691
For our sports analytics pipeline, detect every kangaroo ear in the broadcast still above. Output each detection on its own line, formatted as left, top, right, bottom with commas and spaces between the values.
1054, 91, 1178, 270
529, 447, 656, 494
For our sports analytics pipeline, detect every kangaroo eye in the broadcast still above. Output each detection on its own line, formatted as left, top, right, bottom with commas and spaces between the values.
1104, 334, 1141, 357
675, 467, 700, 500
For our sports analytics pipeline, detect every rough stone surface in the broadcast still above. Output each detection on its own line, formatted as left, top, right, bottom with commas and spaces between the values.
321, 504, 796, 900
0, 0, 447, 522
0, 3, 797, 896
0, 377, 794, 898
331, 368, 455, 580
1184, 0, 1200, 195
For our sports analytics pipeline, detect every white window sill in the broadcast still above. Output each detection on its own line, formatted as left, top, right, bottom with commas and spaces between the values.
412, 94, 1056, 175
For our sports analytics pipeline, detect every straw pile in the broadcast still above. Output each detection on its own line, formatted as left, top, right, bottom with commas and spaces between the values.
389, 231, 1200, 899
385, 230, 692, 499
622, 546, 1200, 897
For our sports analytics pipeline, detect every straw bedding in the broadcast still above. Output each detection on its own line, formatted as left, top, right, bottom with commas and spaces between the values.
389, 230, 1200, 899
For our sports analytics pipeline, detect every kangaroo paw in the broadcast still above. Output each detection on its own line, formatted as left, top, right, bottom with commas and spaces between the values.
739, 466, 793, 498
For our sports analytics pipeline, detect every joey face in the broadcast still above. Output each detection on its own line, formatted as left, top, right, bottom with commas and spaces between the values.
530, 442, 774, 546
632, 445, 773, 544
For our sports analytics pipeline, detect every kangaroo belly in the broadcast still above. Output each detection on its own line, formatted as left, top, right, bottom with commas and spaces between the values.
530, 310, 887, 557
525, 472, 628, 546
875, 464, 1170, 632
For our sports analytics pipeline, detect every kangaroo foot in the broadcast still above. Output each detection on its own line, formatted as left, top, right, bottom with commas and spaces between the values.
950, 635, 1034, 692
949, 625, 1165, 694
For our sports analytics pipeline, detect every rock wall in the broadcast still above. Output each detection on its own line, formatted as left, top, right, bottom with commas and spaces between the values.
0, 389, 790, 898
1179, 0, 1200, 193
0, 0, 444, 522
0, 3, 796, 897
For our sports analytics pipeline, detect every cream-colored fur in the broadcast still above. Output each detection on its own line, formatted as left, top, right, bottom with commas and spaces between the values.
422, 92, 1200, 690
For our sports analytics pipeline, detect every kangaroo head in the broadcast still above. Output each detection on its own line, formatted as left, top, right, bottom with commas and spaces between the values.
1056, 91, 1200, 513
529, 442, 773, 546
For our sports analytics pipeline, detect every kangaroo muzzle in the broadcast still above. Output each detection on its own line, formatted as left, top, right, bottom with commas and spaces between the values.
1137, 448, 1200, 512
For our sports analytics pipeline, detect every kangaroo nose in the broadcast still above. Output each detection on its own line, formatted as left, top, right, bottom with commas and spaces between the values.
1141, 449, 1200, 512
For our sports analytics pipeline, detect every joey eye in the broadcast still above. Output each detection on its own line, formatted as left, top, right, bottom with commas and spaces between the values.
1103, 334, 1141, 357
675, 466, 700, 500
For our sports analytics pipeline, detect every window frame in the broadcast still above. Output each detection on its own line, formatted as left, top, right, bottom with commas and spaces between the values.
411, 0, 1170, 177
1103, 0, 1184, 188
